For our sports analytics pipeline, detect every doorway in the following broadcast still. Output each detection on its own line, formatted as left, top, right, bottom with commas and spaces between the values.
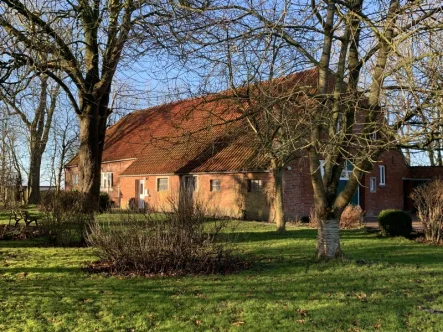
135, 179, 145, 209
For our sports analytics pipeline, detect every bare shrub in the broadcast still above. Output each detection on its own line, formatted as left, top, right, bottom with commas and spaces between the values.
86, 190, 244, 276
39, 191, 93, 246
308, 205, 362, 229
0, 224, 40, 240
410, 179, 443, 243
340, 205, 364, 229
309, 208, 318, 228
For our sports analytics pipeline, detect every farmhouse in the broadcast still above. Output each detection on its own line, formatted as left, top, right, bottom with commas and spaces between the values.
65, 70, 443, 219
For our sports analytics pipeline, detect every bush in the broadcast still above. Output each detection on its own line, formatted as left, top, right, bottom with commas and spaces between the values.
300, 216, 310, 223
99, 192, 111, 213
309, 208, 318, 228
0, 225, 40, 240
410, 179, 443, 243
86, 192, 243, 275
40, 191, 90, 213
378, 209, 412, 238
39, 191, 93, 246
340, 205, 363, 229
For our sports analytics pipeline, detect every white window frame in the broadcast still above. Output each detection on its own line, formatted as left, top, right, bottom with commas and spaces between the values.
319, 160, 325, 178
156, 177, 169, 192
370, 177, 376, 193
320, 160, 352, 180
210, 179, 221, 192
340, 161, 353, 180
379, 165, 386, 186
100, 172, 113, 189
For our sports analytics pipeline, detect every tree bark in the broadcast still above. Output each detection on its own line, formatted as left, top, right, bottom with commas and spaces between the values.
269, 165, 285, 232
27, 144, 42, 204
26, 76, 56, 204
316, 218, 342, 259
78, 97, 109, 211
0, 120, 6, 204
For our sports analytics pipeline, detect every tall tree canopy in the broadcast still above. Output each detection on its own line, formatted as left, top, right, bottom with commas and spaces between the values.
0, 0, 191, 208
172, 0, 443, 257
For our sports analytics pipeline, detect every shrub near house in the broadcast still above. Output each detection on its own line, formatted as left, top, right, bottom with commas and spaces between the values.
378, 209, 413, 238
410, 179, 443, 243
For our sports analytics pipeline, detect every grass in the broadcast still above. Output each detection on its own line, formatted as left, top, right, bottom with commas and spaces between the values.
1, 215, 443, 331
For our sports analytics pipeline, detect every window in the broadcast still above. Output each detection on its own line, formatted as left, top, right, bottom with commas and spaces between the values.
371, 132, 377, 140
340, 161, 353, 180
101, 172, 113, 189
72, 173, 79, 186
247, 179, 262, 192
370, 177, 376, 193
320, 160, 353, 180
157, 178, 169, 191
210, 179, 221, 192
319, 160, 325, 178
183, 176, 198, 192
379, 165, 386, 186
139, 181, 144, 196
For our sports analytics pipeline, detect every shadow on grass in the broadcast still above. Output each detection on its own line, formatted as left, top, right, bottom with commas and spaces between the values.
1, 258, 441, 331
0, 239, 48, 249
230, 228, 379, 243
224, 228, 443, 270
0, 266, 82, 274
1, 224, 443, 330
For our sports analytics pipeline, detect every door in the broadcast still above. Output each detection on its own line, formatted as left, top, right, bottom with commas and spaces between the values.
337, 180, 359, 205
136, 180, 145, 209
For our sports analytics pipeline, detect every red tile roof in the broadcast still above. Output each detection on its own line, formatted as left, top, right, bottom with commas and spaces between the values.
68, 68, 321, 175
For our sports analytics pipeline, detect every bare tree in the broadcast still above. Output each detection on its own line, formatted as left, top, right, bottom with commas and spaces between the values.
47, 104, 79, 193
174, 0, 443, 257
0, 75, 59, 203
218, 37, 316, 232
0, 0, 193, 209
389, 28, 443, 166
0, 106, 25, 206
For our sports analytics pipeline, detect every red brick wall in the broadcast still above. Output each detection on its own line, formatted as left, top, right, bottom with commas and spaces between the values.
119, 172, 272, 220
283, 151, 413, 219
410, 166, 443, 179
66, 149, 437, 219
361, 150, 409, 216
283, 157, 314, 220
64, 159, 135, 207
119, 175, 180, 211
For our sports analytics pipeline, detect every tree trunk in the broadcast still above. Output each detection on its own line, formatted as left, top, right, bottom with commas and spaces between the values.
0, 121, 6, 204
269, 165, 285, 232
56, 147, 65, 193
316, 218, 342, 259
27, 146, 42, 204
78, 100, 108, 211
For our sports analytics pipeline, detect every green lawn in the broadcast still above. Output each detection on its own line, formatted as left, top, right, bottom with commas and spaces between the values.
1, 219, 443, 331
